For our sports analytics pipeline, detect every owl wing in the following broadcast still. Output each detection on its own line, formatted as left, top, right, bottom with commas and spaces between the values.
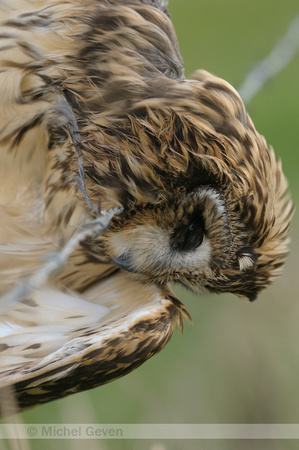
0, 272, 189, 415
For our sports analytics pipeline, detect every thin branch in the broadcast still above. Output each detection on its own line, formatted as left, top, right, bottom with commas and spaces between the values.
238, 15, 299, 104
54, 96, 98, 212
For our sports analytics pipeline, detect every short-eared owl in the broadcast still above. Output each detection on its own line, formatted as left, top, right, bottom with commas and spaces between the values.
0, 0, 293, 414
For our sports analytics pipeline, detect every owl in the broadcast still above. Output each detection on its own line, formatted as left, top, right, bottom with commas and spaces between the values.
0, 0, 293, 415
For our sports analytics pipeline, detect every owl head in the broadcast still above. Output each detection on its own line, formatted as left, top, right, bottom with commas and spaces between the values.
82, 70, 293, 301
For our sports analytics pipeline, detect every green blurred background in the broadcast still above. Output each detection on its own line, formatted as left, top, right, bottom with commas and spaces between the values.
3, 1, 298, 449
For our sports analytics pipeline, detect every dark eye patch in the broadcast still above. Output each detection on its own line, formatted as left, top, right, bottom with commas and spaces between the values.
170, 210, 205, 252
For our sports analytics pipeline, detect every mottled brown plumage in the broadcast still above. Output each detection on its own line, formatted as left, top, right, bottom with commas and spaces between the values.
0, 0, 293, 414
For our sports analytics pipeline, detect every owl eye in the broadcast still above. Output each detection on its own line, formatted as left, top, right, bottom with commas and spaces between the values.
170, 214, 205, 252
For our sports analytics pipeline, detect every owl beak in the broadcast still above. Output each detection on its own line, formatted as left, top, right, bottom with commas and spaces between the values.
110, 254, 137, 273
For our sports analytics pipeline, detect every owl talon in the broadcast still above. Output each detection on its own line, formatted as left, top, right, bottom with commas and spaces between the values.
110, 254, 136, 273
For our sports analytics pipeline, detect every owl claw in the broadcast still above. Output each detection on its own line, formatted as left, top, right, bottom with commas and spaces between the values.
110, 254, 136, 273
